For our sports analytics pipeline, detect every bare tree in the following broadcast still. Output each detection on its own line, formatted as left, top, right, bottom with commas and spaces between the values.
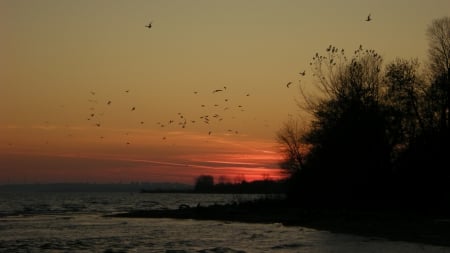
276, 118, 307, 175
289, 45, 392, 200
426, 16, 450, 133
383, 58, 427, 145
427, 16, 450, 79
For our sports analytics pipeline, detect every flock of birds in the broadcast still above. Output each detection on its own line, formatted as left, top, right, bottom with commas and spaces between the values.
83, 13, 375, 145
83, 72, 315, 146
84, 86, 260, 144
4, 13, 374, 148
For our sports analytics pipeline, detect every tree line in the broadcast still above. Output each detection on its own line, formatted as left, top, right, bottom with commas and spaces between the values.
277, 16, 450, 209
193, 175, 286, 194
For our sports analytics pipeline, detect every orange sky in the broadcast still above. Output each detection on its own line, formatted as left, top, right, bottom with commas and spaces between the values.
1, 0, 449, 184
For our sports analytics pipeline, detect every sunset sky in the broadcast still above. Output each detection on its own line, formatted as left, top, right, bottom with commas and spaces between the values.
1, 0, 449, 184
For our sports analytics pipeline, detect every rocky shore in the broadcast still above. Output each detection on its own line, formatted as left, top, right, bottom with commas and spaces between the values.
109, 199, 450, 247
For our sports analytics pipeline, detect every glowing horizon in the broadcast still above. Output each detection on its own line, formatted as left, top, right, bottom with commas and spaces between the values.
0, 125, 286, 184
1, 0, 448, 184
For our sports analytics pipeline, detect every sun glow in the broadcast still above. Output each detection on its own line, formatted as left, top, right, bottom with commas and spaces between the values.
1, 123, 286, 184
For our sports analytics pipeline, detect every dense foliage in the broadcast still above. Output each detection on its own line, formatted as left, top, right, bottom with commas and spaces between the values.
278, 17, 450, 209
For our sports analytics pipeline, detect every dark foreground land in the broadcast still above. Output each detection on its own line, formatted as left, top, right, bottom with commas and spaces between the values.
110, 198, 450, 247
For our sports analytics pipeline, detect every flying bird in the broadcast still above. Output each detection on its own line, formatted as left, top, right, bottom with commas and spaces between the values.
212, 89, 223, 93
145, 21, 152, 29
286, 81, 292, 88
299, 70, 306, 76
365, 14, 372, 22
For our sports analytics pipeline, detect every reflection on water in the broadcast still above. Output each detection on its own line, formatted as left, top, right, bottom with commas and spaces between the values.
0, 192, 449, 252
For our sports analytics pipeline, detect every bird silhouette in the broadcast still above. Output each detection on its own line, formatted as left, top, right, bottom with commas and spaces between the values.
286, 81, 292, 88
299, 70, 306, 76
212, 89, 223, 93
366, 14, 372, 21
145, 21, 152, 29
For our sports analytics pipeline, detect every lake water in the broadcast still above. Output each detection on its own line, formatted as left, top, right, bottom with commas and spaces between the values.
0, 192, 449, 253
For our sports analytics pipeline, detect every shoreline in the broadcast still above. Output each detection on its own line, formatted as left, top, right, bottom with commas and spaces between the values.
109, 200, 450, 247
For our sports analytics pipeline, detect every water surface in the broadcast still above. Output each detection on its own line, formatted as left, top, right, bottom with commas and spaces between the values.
0, 192, 448, 252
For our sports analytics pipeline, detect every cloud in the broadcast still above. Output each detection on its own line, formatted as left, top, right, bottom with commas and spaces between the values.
0, 123, 286, 184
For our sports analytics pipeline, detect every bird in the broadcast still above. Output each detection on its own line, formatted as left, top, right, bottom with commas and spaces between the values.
286, 81, 292, 88
107, 101, 111, 105
131, 107, 136, 111
365, 13, 372, 22
299, 70, 306, 76
212, 89, 223, 93
145, 21, 152, 29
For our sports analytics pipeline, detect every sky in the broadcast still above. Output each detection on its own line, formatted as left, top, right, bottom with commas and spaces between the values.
1, 0, 449, 184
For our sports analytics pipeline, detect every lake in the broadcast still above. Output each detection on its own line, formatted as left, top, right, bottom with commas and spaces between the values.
0, 192, 448, 252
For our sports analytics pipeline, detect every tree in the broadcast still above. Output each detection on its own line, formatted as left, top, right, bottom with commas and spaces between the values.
194, 175, 214, 192
276, 118, 307, 175
390, 16, 450, 206
426, 16, 450, 134
427, 16, 450, 80
286, 45, 392, 205
279, 18, 450, 208
383, 58, 427, 153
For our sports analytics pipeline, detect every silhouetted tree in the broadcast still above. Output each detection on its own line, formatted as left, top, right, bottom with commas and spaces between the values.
194, 175, 214, 192
276, 118, 307, 175
279, 18, 450, 209
287, 45, 393, 206
391, 16, 450, 207
426, 16, 450, 135
382, 58, 427, 157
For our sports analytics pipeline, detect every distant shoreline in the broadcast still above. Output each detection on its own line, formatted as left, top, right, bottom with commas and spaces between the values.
0, 183, 193, 193
109, 199, 450, 248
